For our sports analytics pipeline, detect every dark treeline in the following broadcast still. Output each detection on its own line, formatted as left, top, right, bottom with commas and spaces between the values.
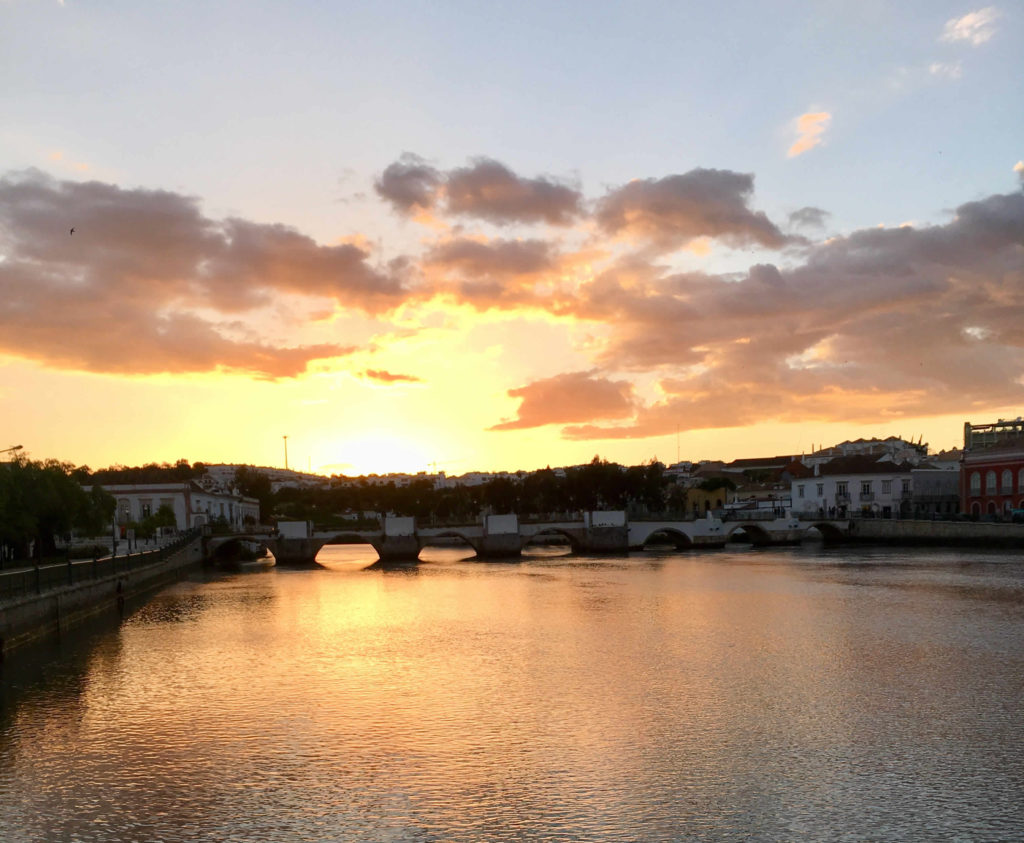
238, 458, 686, 527
89, 459, 208, 485
0, 458, 115, 562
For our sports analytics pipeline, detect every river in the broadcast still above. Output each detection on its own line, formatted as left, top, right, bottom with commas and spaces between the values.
2, 542, 1023, 842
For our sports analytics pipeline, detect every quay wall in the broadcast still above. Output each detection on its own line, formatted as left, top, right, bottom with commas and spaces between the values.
0, 537, 204, 659
846, 519, 1024, 547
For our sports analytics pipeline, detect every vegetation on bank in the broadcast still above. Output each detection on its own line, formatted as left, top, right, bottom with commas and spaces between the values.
0, 458, 116, 561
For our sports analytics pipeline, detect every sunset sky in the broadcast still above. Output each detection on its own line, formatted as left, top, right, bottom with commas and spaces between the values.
2, 1, 1022, 476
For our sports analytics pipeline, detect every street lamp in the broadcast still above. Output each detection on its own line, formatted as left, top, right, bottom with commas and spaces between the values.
2, 445, 23, 460
283, 435, 288, 470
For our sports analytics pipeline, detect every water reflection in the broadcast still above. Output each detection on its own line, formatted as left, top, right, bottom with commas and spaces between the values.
2, 545, 1023, 841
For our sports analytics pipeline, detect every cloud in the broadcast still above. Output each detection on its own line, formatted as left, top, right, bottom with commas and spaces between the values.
485, 189, 1024, 439
0, 170, 404, 377
787, 111, 831, 158
374, 153, 442, 214
595, 169, 790, 252
362, 369, 422, 384
788, 206, 831, 230
375, 155, 582, 226
425, 237, 557, 278
489, 371, 637, 431
928, 60, 964, 79
940, 7, 1000, 45
444, 159, 582, 226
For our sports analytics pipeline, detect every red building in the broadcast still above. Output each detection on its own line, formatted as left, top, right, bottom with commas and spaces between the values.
960, 438, 1024, 517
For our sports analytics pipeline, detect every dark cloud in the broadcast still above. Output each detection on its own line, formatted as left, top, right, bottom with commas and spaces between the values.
0, 170, 403, 377
375, 155, 582, 225
595, 168, 791, 251
373, 153, 442, 213
362, 369, 422, 384
445, 158, 582, 225
425, 237, 556, 278
489, 370, 636, 431
788, 206, 830, 230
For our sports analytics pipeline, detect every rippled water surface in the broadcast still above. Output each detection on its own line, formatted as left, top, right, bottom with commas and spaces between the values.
3, 543, 1024, 841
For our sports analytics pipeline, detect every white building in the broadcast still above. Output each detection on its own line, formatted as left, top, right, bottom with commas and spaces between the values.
802, 437, 928, 469
791, 455, 914, 518
87, 482, 260, 531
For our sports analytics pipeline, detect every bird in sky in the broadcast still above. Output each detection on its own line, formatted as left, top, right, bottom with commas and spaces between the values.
69, 228, 75, 235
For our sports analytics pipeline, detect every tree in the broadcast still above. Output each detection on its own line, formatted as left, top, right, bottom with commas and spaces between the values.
234, 466, 273, 523
0, 458, 115, 561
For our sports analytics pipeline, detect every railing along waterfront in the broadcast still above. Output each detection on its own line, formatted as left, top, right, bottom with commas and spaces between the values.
0, 529, 201, 603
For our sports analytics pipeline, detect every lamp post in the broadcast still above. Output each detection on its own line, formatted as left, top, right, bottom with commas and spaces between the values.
2, 444, 23, 460
283, 435, 288, 470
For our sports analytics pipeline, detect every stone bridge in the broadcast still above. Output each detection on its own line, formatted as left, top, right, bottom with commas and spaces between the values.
206, 512, 853, 565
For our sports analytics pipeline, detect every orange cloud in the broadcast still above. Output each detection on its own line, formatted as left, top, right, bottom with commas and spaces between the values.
362, 369, 422, 384
787, 111, 831, 158
490, 371, 636, 431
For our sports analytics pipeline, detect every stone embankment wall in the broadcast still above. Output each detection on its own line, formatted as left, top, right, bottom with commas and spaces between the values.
0, 536, 204, 659
847, 519, 1024, 547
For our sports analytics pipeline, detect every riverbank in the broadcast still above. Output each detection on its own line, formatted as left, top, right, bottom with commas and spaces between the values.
0, 533, 204, 659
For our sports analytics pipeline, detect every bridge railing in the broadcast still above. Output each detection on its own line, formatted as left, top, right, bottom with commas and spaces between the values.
0, 529, 201, 603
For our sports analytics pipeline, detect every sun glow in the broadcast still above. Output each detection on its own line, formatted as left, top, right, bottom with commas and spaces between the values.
320, 431, 435, 477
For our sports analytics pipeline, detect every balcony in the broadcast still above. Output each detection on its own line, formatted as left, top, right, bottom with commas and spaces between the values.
859, 492, 875, 502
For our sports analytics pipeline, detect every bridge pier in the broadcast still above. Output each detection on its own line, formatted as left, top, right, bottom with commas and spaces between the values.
370, 534, 421, 562
575, 525, 630, 554
476, 514, 522, 560
268, 538, 327, 566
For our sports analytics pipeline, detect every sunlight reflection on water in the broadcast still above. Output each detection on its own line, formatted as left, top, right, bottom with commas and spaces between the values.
2, 544, 1023, 841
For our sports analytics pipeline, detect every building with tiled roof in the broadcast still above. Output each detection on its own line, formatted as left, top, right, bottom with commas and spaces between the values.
791, 455, 915, 518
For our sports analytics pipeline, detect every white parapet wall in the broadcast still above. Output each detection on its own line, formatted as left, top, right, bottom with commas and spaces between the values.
277, 520, 313, 539
384, 515, 416, 536
585, 510, 627, 528
484, 514, 519, 535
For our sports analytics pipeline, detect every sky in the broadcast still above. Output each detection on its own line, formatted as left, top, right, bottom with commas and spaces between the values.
1, 1, 1022, 476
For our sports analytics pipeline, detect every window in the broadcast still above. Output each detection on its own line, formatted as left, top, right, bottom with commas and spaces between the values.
882, 480, 892, 494
970, 472, 981, 494
1002, 469, 1013, 494
901, 479, 910, 494
1019, 469, 1024, 493
817, 483, 824, 496
140, 501, 152, 519
836, 481, 849, 497
861, 481, 872, 495
798, 484, 805, 498
986, 471, 997, 493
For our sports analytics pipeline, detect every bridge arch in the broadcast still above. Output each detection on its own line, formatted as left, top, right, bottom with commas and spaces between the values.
725, 523, 772, 545
803, 522, 845, 543
523, 527, 578, 552
636, 527, 693, 550
321, 532, 379, 547
419, 530, 481, 554
207, 535, 269, 562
